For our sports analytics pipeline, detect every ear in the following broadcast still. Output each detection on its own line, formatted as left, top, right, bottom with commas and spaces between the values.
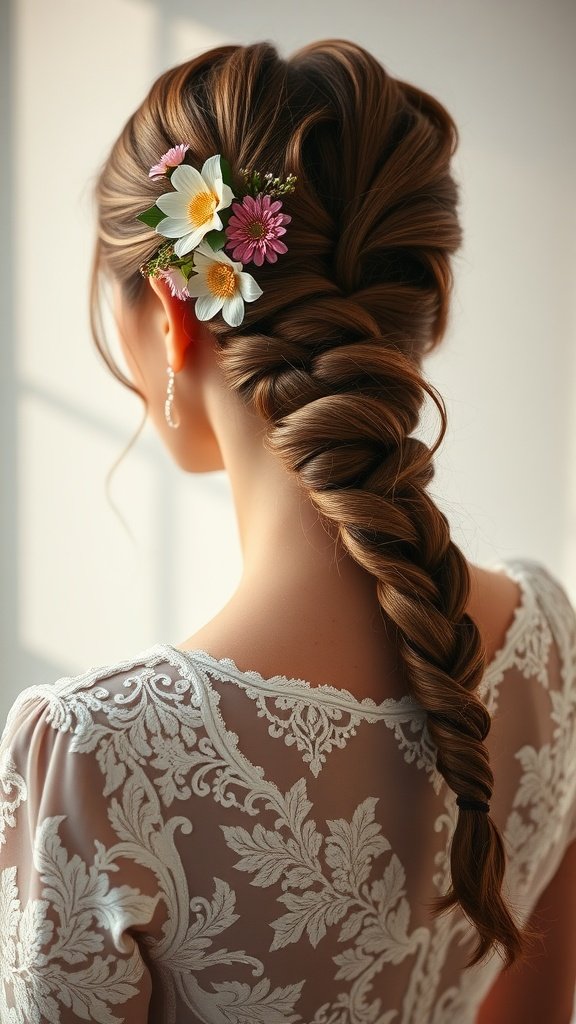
148, 274, 199, 374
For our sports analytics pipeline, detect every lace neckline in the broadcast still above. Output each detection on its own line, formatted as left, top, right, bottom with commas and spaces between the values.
151, 558, 539, 713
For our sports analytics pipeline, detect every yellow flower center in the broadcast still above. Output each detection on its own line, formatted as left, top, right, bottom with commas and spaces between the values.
187, 190, 218, 227
248, 220, 266, 239
206, 261, 237, 299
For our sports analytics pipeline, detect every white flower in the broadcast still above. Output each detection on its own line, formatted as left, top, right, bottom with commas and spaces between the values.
186, 241, 263, 327
154, 155, 234, 258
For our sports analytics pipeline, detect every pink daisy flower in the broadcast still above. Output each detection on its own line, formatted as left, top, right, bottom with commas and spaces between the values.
149, 143, 189, 180
224, 194, 291, 267
158, 266, 190, 300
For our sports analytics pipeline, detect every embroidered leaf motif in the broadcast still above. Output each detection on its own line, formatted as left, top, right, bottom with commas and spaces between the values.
97, 741, 126, 798
338, 906, 367, 943
0, 751, 27, 848
0, 867, 20, 962
107, 772, 159, 848
371, 853, 406, 911
332, 945, 374, 981
282, 863, 317, 890
17, 896, 55, 969
47, 945, 147, 1023
380, 900, 413, 962
515, 745, 553, 808
189, 877, 239, 940
271, 888, 349, 950
70, 721, 112, 756
221, 822, 297, 887
168, 878, 263, 976
34, 816, 159, 960
209, 974, 305, 1023
282, 777, 314, 834
325, 797, 389, 892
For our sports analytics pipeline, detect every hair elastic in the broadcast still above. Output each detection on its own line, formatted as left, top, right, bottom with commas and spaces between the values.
456, 795, 490, 814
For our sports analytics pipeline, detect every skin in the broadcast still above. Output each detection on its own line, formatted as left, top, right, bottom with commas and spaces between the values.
113, 274, 521, 693
113, 276, 576, 1019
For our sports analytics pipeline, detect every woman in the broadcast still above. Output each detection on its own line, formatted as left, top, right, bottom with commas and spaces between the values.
1, 39, 575, 1024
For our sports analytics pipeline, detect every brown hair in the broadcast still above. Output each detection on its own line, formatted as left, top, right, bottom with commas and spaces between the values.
91, 38, 523, 967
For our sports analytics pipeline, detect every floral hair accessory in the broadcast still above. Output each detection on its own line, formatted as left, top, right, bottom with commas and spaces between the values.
137, 147, 296, 328
148, 143, 189, 180
225, 193, 290, 267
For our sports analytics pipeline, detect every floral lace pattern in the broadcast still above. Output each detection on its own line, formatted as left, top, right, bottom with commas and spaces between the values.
0, 557, 574, 1023
183, 651, 441, 787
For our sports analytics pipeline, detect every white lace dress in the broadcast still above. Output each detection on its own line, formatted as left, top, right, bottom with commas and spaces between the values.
1, 557, 575, 1024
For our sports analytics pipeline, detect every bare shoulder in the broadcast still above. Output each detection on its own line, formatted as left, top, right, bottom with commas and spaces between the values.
175, 559, 527, 697
465, 561, 524, 665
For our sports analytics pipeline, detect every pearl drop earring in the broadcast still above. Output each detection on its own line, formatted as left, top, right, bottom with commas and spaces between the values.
165, 366, 180, 429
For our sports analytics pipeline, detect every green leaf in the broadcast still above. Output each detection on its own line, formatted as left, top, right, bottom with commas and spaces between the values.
219, 156, 234, 190
137, 205, 165, 229
219, 206, 233, 229
205, 229, 227, 252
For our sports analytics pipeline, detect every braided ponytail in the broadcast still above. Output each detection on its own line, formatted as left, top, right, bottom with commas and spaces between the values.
220, 312, 521, 968
92, 38, 524, 967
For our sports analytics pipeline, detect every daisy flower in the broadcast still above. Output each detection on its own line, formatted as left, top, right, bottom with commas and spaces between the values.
186, 241, 263, 327
224, 193, 291, 266
158, 266, 190, 300
155, 154, 235, 258
149, 143, 189, 179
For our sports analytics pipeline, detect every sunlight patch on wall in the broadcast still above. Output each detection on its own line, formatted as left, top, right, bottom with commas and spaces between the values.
18, 392, 158, 671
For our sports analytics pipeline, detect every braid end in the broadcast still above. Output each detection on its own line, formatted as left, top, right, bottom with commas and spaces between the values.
433, 809, 525, 968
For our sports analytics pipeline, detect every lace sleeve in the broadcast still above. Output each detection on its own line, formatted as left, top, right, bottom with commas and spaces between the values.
531, 564, 576, 852
0, 685, 161, 1023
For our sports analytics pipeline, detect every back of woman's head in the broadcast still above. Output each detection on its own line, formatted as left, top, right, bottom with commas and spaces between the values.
92, 38, 524, 967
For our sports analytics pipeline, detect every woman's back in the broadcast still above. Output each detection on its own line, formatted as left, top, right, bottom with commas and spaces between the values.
1, 556, 574, 1023
4, 35, 573, 1023
89, 36, 544, 983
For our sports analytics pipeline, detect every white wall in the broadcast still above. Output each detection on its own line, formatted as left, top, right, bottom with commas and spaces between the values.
1, 0, 575, 722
